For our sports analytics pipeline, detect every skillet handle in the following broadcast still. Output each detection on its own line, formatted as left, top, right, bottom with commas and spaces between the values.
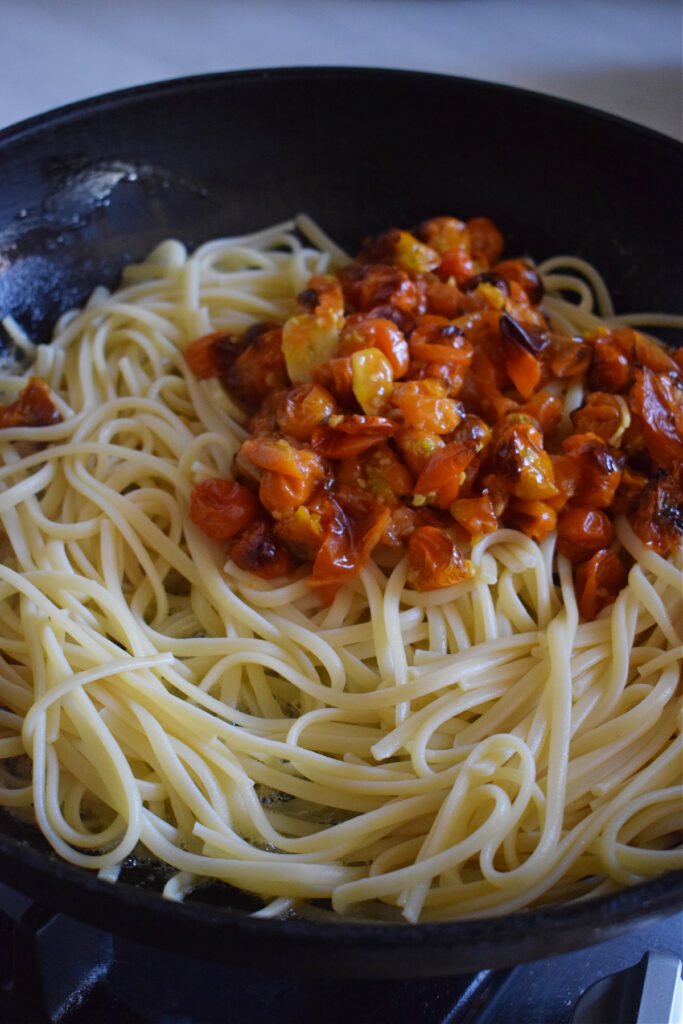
572, 950, 683, 1024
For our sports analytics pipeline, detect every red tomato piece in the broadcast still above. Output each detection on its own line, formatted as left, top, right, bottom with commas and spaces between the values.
342, 444, 414, 504
311, 415, 399, 458
311, 357, 355, 405
450, 492, 499, 537
435, 249, 478, 285
547, 454, 581, 512
239, 437, 308, 477
610, 465, 651, 517
492, 420, 558, 501
238, 438, 325, 513
561, 433, 623, 508
309, 488, 391, 602
295, 274, 344, 317
185, 332, 237, 379
394, 428, 445, 476
466, 217, 504, 266
230, 520, 299, 579
414, 441, 475, 508
556, 507, 615, 562
628, 366, 683, 472
575, 549, 628, 621
571, 392, 624, 443
259, 464, 321, 513
587, 329, 635, 393
408, 316, 474, 366
493, 259, 543, 305
273, 505, 323, 561
425, 280, 464, 319
275, 384, 338, 441
517, 392, 563, 435
407, 525, 473, 591
631, 471, 683, 556
338, 263, 426, 313
456, 349, 516, 422
544, 335, 591, 380
505, 497, 557, 542
228, 326, 290, 409
0, 377, 62, 429
504, 342, 541, 401
190, 479, 260, 542
391, 379, 462, 433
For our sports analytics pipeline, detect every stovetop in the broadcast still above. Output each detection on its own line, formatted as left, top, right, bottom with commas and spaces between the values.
1, 880, 681, 1023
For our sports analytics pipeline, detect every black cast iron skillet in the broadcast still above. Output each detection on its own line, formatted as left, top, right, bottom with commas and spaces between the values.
0, 68, 681, 978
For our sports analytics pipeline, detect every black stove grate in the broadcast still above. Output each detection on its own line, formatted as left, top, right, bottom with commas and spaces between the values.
1, 880, 681, 1024
0, 882, 504, 1024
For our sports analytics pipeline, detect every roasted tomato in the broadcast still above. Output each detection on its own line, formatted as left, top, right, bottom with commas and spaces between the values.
275, 384, 338, 441
230, 520, 299, 579
187, 215, 681, 602
630, 471, 683, 556
571, 392, 626, 445
499, 313, 542, 400
418, 216, 471, 256
339, 317, 410, 377
390, 379, 462, 433
493, 259, 543, 305
407, 525, 474, 590
466, 217, 504, 266
556, 507, 615, 562
628, 366, 683, 472
394, 428, 445, 476
575, 549, 628, 621
560, 433, 623, 509
492, 418, 558, 501
358, 229, 440, 275
311, 415, 399, 459
338, 263, 426, 313
505, 497, 557, 542
0, 377, 62, 428
185, 331, 244, 379
228, 325, 290, 408
413, 442, 476, 508
190, 478, 260, 542
450, 491, 499, 537
309, 488, 391, 602
238, 438, 325, 513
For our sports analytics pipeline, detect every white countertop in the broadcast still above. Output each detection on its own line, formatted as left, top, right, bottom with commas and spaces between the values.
1, 0, 681, 140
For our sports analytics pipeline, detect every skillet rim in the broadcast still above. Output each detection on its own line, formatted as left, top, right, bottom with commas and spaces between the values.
0, 818, 681, 975
1, 64, 682, 152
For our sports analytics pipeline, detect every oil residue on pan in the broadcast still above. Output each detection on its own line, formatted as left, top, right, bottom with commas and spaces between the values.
0, 160, 220, 347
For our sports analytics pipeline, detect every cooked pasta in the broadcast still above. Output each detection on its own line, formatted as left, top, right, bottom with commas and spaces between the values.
0, 216, 680, 923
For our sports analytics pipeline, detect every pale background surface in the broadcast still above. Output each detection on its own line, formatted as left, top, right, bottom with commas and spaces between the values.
0, 0, 681, 139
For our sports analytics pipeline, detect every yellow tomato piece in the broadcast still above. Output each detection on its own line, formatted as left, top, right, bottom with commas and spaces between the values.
281, 310, 342, 384
393, 231, 441, 274
351, 347, 394, 415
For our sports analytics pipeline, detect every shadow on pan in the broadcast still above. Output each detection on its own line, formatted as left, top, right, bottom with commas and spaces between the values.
0, 68, 681, 978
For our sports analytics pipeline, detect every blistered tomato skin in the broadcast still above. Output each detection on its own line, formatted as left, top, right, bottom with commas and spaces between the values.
230, 520, 299, 579
339, 317, 410, 377
0, 378, 62, 429
407, 526, 474, 591
556, 507, 615, 562
185, 215, 682, 609
275, 384, 338, 441
575, 549, 628, 621
190, 479, 260, 542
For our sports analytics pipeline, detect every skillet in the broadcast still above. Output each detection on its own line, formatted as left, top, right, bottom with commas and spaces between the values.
0, 67, 681, 978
